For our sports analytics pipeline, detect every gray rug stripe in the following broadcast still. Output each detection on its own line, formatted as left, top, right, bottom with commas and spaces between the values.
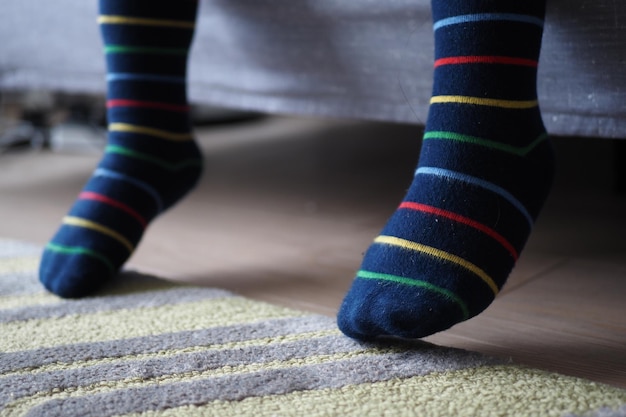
0, 272, 44, 296
0, 239, 41, 259
0, 315, 335, 374
2, 334, 369, 407
0, 286, 233, 323
566, 406, 626, 417
25, 348, 499, 417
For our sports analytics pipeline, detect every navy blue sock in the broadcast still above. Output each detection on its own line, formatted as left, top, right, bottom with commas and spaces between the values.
39, 0, 201, 298
338, 0, 554, 339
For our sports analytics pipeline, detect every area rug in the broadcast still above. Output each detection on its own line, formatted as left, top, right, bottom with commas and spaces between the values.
1, 238, 625, 417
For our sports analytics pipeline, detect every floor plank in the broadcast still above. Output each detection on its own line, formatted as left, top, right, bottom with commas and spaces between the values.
427, 259, 626, 388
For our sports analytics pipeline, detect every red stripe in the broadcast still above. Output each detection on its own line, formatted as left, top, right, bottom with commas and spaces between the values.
434, 56, 538, 68
399, 202, 519, 261
79, 192, 148, 229
106, 99, 190, 113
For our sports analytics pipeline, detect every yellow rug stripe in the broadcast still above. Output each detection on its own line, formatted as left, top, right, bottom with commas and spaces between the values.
7, 329, 340, 377
97, 15, 196, 29
63, 216, 134, 253
375, 235, 499, 295
430, 95, 538, 109
0, 298, 302, 353
7, 350, 385, 417
109, 123, 194, 141
0, 292, 61, 310
0, 256, 40, 275
124, 366, 626, 417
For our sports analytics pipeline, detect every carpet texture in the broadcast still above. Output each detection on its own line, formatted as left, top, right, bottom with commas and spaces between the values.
1, 238, 625, 417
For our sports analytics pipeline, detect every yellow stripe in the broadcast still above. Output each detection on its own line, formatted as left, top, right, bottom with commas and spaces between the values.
0, 297, 301, 352
0, 256, 39, 275
109, 123, 193, 141
375, 235, 499, 295
122, 366, 626, 417
0, 292, 61, 310
8, 350, 383, 415
97, 15, 195, 29
430, 95, 538, 109
63, 216, 135, 253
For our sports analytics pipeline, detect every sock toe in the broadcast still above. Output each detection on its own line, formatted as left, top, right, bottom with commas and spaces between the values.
39, 252, 113, 298
338, 279, 467, 340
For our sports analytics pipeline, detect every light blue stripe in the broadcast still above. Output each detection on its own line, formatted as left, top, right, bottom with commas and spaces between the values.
93, 168, 164, 213
415, 166, 533, 227
106, 73, 185, 84
433, 13, 544, 31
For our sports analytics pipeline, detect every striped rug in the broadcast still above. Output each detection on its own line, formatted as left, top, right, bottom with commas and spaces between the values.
1, 239, 625, 417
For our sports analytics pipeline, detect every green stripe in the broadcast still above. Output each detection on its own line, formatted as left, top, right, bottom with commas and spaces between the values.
104, 45, 188, 55
106, 145, 202, 171
45, 243, 115, 275
423, 131, 548, 156
356, 270, 470, 320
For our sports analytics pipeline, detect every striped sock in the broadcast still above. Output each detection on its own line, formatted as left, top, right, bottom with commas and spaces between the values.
338, 0, 555, 339
39, 0, 201, 298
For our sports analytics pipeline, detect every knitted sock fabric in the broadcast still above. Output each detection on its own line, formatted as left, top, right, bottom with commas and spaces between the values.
338, 0, 554, 339
39, 0, 201, 298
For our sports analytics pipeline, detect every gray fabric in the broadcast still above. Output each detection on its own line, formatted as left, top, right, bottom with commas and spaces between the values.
26, 349, 498, 417
0, 315, 334, 374
0, 0, 625, 138
566, 406, 626, 417
0, 239, 41, 259
0, 271, 43, 296
1, 334, 373, 406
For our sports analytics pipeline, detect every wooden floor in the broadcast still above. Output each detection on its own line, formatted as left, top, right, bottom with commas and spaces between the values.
1, 115, 625, 388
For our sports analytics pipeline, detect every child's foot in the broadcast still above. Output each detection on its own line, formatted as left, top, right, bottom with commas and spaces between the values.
338, 0, 554, 339
39, 0, 201, 298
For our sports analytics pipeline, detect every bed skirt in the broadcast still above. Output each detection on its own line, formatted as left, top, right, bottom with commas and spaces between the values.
1, 0, 625, 138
